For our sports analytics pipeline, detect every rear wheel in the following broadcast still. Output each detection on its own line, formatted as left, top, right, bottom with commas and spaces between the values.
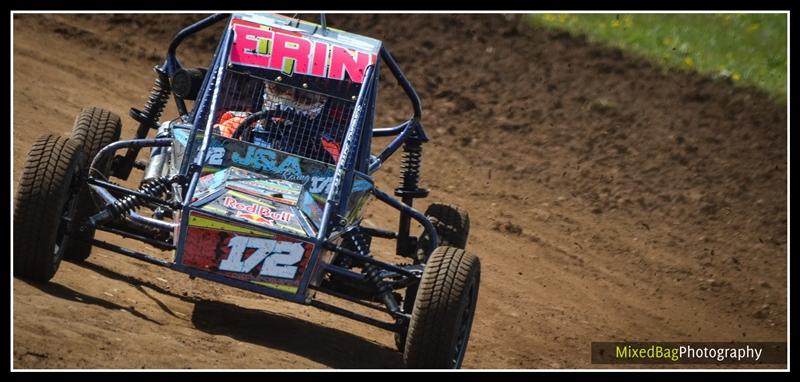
65, 107, 122, 261
416, 203, 470, 260
14, 135, 85, 282
402, 246, 480, 368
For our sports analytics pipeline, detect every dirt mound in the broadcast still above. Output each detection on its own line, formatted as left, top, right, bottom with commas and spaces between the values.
13, 13, 786, 368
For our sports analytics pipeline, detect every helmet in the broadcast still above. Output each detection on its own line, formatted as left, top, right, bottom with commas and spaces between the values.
263, 81, 327, 119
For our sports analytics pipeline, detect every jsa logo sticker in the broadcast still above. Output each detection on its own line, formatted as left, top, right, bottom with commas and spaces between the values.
219, 236, 305, 279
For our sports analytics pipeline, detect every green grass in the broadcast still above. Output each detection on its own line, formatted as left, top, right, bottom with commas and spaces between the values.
527, 13, 787, 102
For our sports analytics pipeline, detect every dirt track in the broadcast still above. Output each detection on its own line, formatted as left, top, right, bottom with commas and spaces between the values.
12, 14, 787, 369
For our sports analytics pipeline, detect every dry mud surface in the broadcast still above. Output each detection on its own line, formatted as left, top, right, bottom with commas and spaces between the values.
12, 14, 787, 369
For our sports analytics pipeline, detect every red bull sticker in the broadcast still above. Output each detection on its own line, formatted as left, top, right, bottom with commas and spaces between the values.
201, 190, 309, 237
223, 195, 293, 223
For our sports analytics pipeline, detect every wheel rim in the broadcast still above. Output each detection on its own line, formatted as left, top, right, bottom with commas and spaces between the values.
451, 280, 477, 368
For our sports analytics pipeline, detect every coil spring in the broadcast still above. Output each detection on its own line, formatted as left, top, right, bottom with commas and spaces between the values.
398, 139, 423, 192
364, 264, 391, 296
351, 230, 371, 256
109, 176, 172, 218
141, 71, 171, 127
337, 230, 371, 269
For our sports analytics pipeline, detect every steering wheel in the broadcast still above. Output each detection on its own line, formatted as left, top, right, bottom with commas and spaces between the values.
231, 109, 285, 140
232, 109, 312, 145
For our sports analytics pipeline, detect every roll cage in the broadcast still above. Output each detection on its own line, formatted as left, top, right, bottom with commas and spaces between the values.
78, 13, 439, 334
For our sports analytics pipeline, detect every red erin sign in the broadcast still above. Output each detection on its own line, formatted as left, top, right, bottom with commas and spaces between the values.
229, 20, 377, 84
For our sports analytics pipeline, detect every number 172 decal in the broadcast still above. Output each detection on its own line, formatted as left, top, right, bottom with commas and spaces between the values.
219, 236, 305, 279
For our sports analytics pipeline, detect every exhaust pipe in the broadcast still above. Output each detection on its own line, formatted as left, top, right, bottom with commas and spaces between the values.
143, 121, 173, 181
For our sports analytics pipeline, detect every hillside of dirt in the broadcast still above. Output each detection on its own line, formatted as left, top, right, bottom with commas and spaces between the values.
12, 13, 787, 369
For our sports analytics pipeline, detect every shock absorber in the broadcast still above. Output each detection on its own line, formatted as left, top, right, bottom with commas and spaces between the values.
364, 264, 400, 314
113, 67, 172, 180
87, 176, 174, 227
395, 134, 429, 259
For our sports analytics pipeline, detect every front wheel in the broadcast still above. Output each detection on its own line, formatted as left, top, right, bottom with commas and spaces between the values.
13, 135, 85, 282
402, 246, 481, 369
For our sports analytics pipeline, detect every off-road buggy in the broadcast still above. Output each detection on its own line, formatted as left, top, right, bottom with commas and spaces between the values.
13, 13, 479, 369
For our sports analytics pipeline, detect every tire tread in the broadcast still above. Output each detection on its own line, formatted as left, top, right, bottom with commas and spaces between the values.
403, 246, 480, 368
14, 135, 83, 282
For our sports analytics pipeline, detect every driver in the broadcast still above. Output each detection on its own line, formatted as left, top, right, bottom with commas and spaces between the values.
213, 81, 342, 162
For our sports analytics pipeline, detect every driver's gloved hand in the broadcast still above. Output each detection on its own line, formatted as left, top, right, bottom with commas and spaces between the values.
320, 133, 341, 163
214, 111, 252, 138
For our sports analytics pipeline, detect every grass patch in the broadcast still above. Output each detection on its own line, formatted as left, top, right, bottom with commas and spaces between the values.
528, 13, 787, 102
